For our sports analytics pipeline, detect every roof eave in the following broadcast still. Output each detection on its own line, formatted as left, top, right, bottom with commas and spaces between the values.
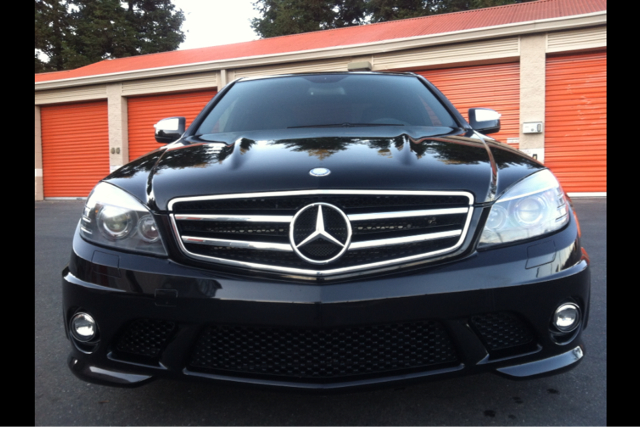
34, 11, 606, 91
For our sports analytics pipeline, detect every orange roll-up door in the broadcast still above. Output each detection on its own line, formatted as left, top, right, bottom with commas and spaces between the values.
127, 90, 218, 161
41, 101, 110, 198
545, 52, 607, 193
415, 62, 520, 147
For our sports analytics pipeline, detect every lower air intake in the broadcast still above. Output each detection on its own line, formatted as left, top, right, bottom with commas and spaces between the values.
114, 318, 176, 358
470, 312, 535, 352
188, 321, 458, 380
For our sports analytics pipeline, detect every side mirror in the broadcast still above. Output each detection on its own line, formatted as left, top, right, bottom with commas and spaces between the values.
468, 108, 501, 135
154, 117, 186, 143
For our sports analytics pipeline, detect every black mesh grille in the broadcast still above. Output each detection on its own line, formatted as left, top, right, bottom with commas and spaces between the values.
114, 319, 176, 358
469, 312, 535, 352
351, 214, 466, 237
341, 237, 459, 266
300, 238, 342, 259
188, 321, 458, 380
181, 221, 289, 241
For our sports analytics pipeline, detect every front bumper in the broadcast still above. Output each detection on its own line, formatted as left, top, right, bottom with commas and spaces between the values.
62, 216, 590, 391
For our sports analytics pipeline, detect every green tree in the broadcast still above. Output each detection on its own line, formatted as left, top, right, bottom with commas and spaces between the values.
251, 0, 536, 37
35, 0, 75, 72
67, 0, 135, 69
35, 0, 185, 72
126, 0, 185, 55
366, 0, 435, 23
335, 0, 368, 27
251, 0, 367, 38
367, 0, 536, 22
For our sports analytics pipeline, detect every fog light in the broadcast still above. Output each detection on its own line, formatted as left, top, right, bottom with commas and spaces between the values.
70, 312, 98, 342
553, 303, 580, 333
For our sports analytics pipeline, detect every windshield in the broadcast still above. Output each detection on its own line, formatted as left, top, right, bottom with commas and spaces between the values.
195, 74, 458, 135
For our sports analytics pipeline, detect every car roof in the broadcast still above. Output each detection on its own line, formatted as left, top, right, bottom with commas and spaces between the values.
236, 71, 419, 83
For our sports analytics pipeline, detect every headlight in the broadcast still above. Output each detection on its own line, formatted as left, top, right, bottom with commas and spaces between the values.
79, 182, 167, 255
479, 169, 569, 247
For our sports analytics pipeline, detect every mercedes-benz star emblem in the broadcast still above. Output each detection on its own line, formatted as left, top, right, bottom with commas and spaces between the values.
309, 168, 331, 177
289, 203, 351, 265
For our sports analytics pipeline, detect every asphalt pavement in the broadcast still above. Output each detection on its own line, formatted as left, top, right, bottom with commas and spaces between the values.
34, 197, 606, 425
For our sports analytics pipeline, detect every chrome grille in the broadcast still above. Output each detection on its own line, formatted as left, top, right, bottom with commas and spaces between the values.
169, 190, 474, 278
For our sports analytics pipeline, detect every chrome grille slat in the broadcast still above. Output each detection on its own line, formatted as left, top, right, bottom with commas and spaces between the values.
348, 207, 468, 221
175, 214, 293, 223
170, 190, 474, 278
182, 236, 293, 252
182, 229, 462, 252
348, 230, 462, 250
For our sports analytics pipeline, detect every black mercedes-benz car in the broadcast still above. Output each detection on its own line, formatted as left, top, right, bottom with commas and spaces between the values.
63, 72, 590, 390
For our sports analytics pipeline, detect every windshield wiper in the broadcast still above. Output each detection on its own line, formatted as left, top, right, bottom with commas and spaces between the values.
288, 123, 404, 129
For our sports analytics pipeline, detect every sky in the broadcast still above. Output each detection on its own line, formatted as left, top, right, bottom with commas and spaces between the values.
171, 0, 261, 51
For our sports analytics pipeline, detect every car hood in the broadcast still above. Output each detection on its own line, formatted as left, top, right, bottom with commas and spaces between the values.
105, 127, 543, 211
